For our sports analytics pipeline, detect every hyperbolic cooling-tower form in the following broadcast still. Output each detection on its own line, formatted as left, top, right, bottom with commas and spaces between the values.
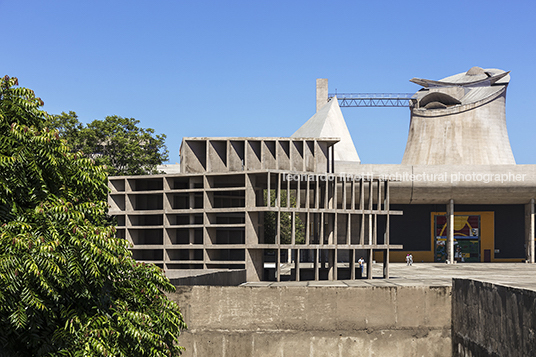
402, 67, 516, 165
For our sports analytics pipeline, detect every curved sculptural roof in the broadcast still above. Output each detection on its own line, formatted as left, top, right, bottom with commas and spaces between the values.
439, 67, 510, 85
409, 67, 510, 112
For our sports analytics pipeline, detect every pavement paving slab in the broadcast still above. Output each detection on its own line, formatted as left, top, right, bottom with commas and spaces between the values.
241, 263, 536, 289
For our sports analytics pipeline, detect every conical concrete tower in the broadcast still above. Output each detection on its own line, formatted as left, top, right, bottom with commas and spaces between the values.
402, 67, 516, 165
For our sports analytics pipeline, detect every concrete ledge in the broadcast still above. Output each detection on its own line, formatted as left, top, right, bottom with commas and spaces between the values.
179, 329, 451, 357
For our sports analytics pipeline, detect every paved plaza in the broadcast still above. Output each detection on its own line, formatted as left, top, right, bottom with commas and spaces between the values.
242, 263, 536, 290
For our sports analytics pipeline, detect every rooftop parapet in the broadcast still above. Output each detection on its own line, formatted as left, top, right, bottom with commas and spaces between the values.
179, 137, 339, 174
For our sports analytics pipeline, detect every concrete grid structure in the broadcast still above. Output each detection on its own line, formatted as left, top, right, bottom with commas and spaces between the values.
109, 137, 402, 282
109, 66, 536, 282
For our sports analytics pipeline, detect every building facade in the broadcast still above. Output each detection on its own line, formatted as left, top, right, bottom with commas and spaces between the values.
109, 138, 401, 282
109, 67, 536, 283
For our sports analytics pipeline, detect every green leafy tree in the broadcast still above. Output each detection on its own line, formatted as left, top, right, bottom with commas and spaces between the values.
44, 111, 84, 149
0, 76, 186, 356
263, 189, 305, 244
45, 112, 168, 176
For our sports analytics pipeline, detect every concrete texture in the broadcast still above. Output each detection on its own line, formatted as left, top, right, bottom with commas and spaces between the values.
109, 170, 401, 281
333, 164, 536, 205
109, 68, 536, 288
316, 78, 328, 112
452, 279, 536, 357
167, 269, 246, 286
292, 97, 361, 164
179, 137, 337, 174
177, 330, 450, 357
403, 67, 515, 165
243, 262, 536, 289
172, 282, 451, 357
171, 264, 536, 356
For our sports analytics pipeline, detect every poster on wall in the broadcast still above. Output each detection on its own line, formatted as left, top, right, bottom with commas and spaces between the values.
434, 215, 480, 262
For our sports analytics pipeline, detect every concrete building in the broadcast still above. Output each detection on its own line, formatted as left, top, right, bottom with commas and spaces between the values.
109, 136, 402, 282
316, 67, 535, 265
109, 67, 536, 282
402, 67, 515, 165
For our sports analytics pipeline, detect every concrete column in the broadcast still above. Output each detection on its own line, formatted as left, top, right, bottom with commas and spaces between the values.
296, 178, 301, 209
333, 249, 338, 280
246, 249, 263, 282
525, 199, 535, 263
320, 213, 324, 245
295, 249, 300, 281
187, 180, 196, 262
316, 78, 328, 112
276, 211, 281, 245
305, 212, 310, 245
276, 248, 281, 282
266, 172, 270, 208
367, 249, 373, 280
327, 213, 334, 245
314, 248, 319, 281
383, 249, 389, 279
328, 249, 335, 280
383, 180, 390, 279
350, 249, 355, 280
346, 213, 351, 245
447, 199, 455, 264
287, 248, 292, 264
368, 181, 373, 246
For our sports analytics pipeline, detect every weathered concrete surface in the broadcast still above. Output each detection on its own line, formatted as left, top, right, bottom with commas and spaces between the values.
171, 285, 451, 357
247, 262, 536, 288
178, 330, 449, 357
167, 269, 246, 286
452, 279, 536, 357
333, 164, 536, 204
402, 67, 515, 165
316, 78, 328, 113
292, 96, 361, 164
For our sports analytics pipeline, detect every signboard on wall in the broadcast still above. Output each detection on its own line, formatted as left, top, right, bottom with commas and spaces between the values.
434, 215, 481, 262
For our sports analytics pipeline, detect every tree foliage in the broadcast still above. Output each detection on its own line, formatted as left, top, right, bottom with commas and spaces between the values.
0, 76, 186, 356
45, 111, 168, 176
263, 189, 305, 244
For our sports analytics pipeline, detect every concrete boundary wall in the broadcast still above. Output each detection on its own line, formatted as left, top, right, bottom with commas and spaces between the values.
452, 279, 536, 357
171, 285, 452, 357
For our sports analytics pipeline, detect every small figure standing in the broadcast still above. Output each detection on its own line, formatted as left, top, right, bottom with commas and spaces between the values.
406, 253, 413, 266
357, 256, 365, 276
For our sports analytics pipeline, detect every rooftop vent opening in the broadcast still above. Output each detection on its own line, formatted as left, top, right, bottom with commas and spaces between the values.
419, 92, 462, 109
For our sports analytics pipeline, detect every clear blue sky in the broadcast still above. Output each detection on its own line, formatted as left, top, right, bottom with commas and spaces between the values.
3, 0, 536, 164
